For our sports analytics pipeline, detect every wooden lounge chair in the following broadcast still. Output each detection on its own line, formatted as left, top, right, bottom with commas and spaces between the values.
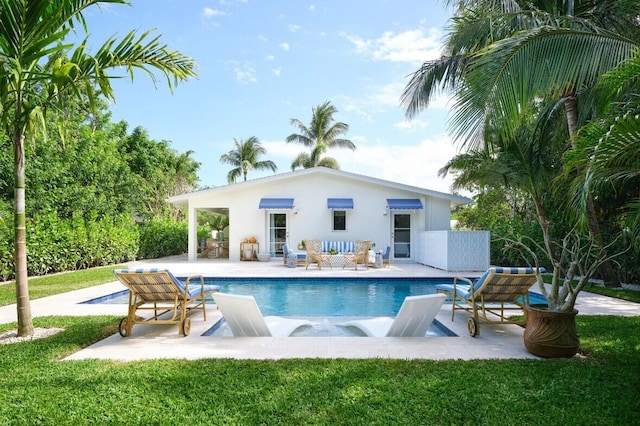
343, 239, 371, 270
338, 294, 446, 337
212, 293, 313, 337
114, 268, 220, 337
304, 239, 331, 270
435, 267, 543, 337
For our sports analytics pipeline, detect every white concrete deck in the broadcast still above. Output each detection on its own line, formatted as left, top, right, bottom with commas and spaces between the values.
3, 255, 639, 361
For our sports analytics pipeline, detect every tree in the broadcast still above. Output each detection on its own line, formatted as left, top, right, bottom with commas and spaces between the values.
566, 49, 640, 245
219, 136, 277, 183
286, 101, 355, 170
0, 0, 197, 336
402, 0, 640, 286
120, 125, 200, 219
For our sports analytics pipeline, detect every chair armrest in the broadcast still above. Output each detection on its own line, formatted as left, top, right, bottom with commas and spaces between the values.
184, 275, 205, 294
453, 276, 474, 295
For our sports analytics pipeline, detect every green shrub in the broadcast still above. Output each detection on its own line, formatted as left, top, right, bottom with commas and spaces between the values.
0, 212, 139, 280
137, 219, 188, 259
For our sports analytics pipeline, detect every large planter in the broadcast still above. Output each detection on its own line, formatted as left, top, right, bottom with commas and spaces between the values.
524, 305, 579, 358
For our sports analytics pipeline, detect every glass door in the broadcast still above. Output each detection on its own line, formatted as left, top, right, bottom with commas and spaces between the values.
392, 213, 411, 259
268, 213, 288, 258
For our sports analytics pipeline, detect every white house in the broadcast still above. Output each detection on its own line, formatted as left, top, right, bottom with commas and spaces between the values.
169, 167, 488, 270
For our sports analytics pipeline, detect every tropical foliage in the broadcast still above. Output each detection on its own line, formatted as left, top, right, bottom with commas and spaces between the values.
287, 101, 355, 170
0, 0, 197, 335
219, 136, 277, 183
403, 0, 640, 298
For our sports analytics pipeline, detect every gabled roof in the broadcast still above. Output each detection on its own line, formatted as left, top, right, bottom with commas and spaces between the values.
168, 166, 471, 207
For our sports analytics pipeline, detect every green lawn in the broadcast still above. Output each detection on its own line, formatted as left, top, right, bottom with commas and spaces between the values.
0, 265, 125, 306
0, 315, 638, 425
0, 267, 638, 424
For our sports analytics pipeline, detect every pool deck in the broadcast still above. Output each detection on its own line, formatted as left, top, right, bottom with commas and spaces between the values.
3, 255, 639, 361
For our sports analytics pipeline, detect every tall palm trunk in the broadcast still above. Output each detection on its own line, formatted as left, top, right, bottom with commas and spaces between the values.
13, 130, 34, 336
564, 95, 620, 287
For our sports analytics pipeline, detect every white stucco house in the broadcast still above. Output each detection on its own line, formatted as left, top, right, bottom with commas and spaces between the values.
168, 167, 489, 271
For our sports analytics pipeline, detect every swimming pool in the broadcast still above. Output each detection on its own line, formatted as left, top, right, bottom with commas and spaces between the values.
84, 277, 546, 337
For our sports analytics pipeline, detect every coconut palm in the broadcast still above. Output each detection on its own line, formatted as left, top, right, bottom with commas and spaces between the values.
219, 137, 278, 183
0, 0, 197, 336
402, 0, 640, 287
287, 101, 355, 170
565, 50, 640, 241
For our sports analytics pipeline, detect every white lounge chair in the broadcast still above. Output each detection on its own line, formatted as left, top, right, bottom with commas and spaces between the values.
212, 292, 313, 337
338, 294, 446, 337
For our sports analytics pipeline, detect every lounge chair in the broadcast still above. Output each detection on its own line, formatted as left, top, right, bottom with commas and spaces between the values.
338, 294, 446, 337
212, 292, 313, 337
305, 239, 331, 270
114, 268, 220, 337
343, 239, 371, 270
283, 243, 307, 266
435, 266, 543, 337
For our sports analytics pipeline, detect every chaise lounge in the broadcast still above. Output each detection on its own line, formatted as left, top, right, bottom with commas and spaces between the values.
435, 266, 543, 337
114, 268, 220, 337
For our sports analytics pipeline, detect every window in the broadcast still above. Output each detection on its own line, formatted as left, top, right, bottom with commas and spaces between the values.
333, 210, 346, 231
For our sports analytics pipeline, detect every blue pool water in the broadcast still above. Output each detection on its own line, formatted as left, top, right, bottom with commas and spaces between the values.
83, 277, 546, 337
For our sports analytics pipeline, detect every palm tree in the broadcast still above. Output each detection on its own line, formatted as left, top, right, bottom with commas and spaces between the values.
401, 0, 640, 286
286, 101, 355, 170
565, 50, 640, 241
0, 0, 197, 336
219, 137, 278, 183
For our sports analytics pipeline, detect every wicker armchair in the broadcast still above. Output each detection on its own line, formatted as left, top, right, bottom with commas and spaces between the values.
304, 239, 331, 270
343, 240, 371, 270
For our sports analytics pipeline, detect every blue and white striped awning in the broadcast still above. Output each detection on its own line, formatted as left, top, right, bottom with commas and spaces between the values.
386, 198, 424, 210
258, 198, 294, 209
327, 198, 354, 209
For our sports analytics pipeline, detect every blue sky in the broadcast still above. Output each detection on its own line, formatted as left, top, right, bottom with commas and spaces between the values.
82, 1, 460, 193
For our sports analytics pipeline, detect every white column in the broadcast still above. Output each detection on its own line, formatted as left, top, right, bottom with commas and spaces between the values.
188, 204, 198, 261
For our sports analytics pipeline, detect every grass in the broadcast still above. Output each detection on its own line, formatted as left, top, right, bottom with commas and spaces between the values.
0, 267, 638, 424
0, 315, 638, 425
0, 265, 125, 306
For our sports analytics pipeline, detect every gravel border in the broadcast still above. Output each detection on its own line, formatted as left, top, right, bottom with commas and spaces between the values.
0, 327, 64, 345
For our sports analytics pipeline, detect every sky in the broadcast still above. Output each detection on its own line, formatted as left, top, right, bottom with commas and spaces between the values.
81, 0, 462, 194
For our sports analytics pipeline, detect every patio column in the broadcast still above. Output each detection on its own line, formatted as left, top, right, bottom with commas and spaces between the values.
188, 204, 198, 261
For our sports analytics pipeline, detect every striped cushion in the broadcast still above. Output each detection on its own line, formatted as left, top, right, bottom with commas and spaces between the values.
321, 241, 355, 253
435, 267, 545, 300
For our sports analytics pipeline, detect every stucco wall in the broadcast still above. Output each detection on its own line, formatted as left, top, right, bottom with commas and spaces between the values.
182, 170, 460, 261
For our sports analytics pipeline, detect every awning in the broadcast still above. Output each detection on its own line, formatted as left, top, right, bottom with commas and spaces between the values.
327, 198, 353, 209
386, 198, 424, 210
259, 198, 294, 209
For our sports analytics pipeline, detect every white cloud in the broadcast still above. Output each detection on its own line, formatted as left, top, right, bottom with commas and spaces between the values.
233, 63, 257, 83
289, 24, 301, 32
395, 119, 428, 131
261, 135, 460, 194
272, 67, 282, 76
280, 42, 290, 51
265, 54, 275, 61
344, 28, 443, 64
203, 7, 226, 17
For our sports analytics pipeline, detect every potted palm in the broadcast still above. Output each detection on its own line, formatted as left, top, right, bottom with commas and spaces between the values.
507, 231, 623, 358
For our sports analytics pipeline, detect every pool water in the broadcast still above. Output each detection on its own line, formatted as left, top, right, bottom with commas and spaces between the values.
84, 277, 546, 337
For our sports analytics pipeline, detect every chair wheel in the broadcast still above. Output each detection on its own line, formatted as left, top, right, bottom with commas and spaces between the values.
118, 318, 131, 337
181, 318, 191, 336
467, 317, 479, 337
